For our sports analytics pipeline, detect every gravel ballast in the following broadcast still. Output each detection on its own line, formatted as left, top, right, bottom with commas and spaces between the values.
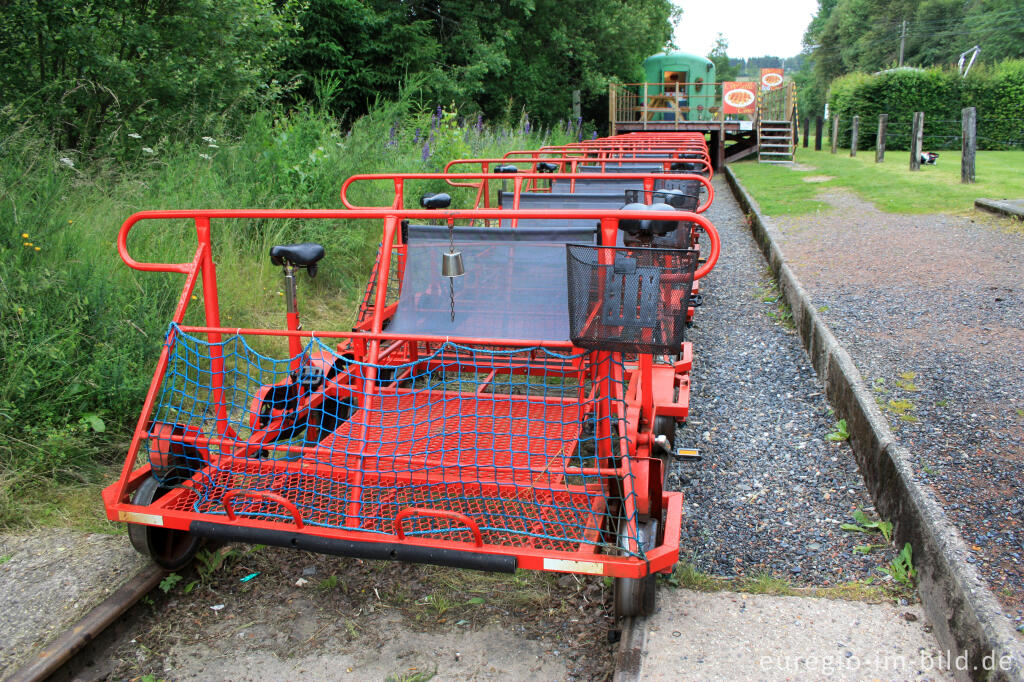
669, 179, 890, 585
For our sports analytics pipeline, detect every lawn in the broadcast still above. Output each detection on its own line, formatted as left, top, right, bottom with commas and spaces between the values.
730, 148, 1024, 216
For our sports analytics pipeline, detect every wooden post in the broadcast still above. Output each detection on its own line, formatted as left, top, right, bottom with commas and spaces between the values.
608, 85, 616, 136
830, 114, 840, 154
961, 106, 977, 183
803, 117, 809, 147
850, 115, 859, 157
642, 82, 648, 131
875, 114, 888, 162
815, 116, 823, 151
572, 89, 581, 120
909, 111, 923, 171
717, 119, 726, 170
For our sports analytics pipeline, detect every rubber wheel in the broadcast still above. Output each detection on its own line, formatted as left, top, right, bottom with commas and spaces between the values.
614, 519, 659, 619
653, 415, 676, 486
127, 475, 202, 571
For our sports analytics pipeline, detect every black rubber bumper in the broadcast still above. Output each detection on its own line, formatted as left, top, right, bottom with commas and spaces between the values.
189, 521, 518, 573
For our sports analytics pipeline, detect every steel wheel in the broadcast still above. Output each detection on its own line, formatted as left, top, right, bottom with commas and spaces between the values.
653, 415, 676, 486
127, 475, 201, 571
613, 519, 659, 619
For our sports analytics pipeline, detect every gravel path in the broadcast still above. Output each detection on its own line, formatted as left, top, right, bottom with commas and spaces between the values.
668, 178, 886, 586
769, 188, 1024, 633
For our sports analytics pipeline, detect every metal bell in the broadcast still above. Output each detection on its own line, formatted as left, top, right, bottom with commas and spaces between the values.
441, 249, 465, 277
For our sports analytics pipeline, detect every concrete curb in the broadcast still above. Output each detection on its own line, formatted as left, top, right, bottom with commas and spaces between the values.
724, 165, 1024, 682
974, 198, 1024, 220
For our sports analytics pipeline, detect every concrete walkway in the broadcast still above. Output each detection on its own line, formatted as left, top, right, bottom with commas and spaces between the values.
623, 590, 954, 681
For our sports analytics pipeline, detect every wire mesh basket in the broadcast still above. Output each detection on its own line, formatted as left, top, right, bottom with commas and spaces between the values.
625, 186, 700, 212
566, 245, 699, 354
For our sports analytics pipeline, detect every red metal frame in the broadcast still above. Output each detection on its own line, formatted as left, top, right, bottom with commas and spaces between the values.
106, 206, 719, 579
339, 171, 714, 216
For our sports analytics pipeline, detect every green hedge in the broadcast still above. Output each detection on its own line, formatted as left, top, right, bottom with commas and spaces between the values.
827, 60, 1024, 151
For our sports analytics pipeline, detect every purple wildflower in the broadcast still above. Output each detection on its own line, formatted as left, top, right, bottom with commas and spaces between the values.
421, 139, 431, 162
475, 113, 483, 134
592, 131, 598, 140
413, 128, 421, 144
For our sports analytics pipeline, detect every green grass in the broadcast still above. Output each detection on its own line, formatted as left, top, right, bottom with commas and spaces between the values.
0, 98, 574, 529
731, 148, 1024, 215
664, 563, 903, 602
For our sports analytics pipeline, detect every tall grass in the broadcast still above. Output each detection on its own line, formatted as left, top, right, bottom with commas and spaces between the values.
0, 96, 574, 527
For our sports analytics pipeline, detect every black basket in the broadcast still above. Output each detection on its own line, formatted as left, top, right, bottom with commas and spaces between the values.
625, 186, 700, 212
566, 245, 699, 354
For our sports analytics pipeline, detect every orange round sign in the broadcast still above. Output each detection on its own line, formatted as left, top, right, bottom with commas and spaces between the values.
761, 72, 783, 88
724, 89, 755, 108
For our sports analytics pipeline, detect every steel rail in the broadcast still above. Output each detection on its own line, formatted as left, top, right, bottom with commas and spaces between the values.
6, 564, 166, 682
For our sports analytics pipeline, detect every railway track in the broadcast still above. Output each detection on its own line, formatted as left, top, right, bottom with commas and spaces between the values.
7, 565, 165, 682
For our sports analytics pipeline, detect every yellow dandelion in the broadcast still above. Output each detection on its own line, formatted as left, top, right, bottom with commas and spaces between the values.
23, 242, 30, 246
21, 233, 28, 238
68, 220, 73, 224
191, 295, 198, 300
34, 246, 40, 251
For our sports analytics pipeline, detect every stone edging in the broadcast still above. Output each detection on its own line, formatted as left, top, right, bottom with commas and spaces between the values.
724, 165, 1024, 682
974, 198, 1024, 220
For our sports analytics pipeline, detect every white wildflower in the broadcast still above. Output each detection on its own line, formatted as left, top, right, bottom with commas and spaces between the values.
128, 132, 142, 139
207, 143, 219, 149
202, 136, 216, 143
199, 153, 212, 160
59, 157, 75, 168
142, 147, 155, 154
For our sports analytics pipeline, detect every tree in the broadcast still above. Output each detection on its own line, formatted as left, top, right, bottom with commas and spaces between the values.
707, 34, 739, 81
0, 0, 297, 148
283, 0, 676, 124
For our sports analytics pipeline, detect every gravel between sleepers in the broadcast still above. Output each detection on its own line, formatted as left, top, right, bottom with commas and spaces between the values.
667, 178, 885, 586
769, 188, 1023, 633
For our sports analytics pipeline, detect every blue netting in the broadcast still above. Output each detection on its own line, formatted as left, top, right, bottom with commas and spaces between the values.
145, 324, 645, 557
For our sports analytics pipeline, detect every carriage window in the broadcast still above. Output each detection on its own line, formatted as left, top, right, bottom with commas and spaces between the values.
695, 78, 704, 93
664, 71, 687, 91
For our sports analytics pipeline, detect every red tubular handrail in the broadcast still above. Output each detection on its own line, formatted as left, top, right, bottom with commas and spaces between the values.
338, 172, 714, 213
223, 490, 305, 528
394, 508, 484, 547
117, 207, 720, 281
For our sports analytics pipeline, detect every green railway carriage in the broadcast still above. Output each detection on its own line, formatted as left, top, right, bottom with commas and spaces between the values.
642, 51, 717, 122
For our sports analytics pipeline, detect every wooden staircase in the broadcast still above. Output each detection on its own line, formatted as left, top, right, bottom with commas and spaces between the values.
756, 82, 798, 164
758, 119, 795, 164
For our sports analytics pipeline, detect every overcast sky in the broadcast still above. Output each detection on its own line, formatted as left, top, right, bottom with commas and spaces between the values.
671, 0, 820, 59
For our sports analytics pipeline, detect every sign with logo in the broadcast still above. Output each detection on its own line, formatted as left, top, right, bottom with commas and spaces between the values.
760, 68, 784, 90
722, 82, 757, 114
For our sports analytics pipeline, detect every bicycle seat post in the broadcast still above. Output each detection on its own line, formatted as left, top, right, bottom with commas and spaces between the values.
269, 242, 326, 359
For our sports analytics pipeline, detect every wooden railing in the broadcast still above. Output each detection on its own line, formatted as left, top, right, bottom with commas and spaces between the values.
758, 82, 797, 121
610, 82, 727, 131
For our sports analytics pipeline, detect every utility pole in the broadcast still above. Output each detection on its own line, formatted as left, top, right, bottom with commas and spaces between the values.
898, 20, 907, 67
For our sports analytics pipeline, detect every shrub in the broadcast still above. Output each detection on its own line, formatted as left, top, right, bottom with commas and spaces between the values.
826, 59, 1024, 151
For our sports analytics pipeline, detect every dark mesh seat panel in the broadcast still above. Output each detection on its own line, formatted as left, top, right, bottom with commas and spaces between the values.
387, 225, 595, 341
